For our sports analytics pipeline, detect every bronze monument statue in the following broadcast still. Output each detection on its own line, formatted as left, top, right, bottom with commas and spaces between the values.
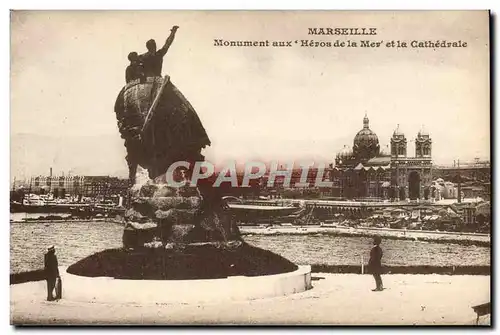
140, 25, 179, 77
114, 26, 237, 247
116, 26, 210, 184
125, 52, 144, 84
66, 26, 298, 280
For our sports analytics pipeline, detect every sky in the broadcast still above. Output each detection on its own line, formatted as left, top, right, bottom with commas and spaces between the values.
10, 10, 490, 180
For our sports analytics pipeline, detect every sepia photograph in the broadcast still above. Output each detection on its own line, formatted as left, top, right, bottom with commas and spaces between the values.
9, 10, 491, 325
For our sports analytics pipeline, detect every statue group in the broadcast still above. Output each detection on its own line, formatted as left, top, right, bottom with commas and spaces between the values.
114, 26, 240, 249
66, 27, 298, 280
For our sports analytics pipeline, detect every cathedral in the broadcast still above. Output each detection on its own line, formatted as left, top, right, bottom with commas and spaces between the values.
330, 115, 433, 200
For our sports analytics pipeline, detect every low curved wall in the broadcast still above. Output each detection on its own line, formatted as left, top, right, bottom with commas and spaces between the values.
61, 265, 312, 304
311, 264, 491, 275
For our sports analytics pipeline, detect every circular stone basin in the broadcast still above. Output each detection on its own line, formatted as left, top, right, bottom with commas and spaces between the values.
63, 243, 311, 304
62, 265, 312, 304
67, 242, 298, 280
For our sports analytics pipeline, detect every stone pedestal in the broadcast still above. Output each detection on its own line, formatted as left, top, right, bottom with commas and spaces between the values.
122, 169, 240, 250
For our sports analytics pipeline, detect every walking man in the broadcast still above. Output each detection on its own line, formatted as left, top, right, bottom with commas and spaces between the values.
368, 235, 384, 291
44, 245, 60, 301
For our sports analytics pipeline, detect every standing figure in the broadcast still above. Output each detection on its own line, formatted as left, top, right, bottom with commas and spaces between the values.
125, 52, 145, 84
44, 245, 60, 301
368, 235, 384, 291
140, 25, 179, 78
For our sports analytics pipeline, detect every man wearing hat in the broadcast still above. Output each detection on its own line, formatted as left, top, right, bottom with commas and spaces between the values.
44, 245, 60, 301
368, 235, 384, 291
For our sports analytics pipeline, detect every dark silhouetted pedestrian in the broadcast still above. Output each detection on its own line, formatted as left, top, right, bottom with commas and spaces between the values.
44, 245, 60, 301
368, 235, 384, 291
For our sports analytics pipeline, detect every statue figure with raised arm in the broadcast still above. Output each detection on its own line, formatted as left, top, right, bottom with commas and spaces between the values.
114, 25, 238, 247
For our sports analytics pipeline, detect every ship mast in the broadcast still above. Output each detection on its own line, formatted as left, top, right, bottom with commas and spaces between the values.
28, 177, 32, 198
457, 159, 462, 203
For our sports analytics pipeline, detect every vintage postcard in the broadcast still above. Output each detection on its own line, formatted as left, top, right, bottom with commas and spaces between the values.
10, 10, 490, 325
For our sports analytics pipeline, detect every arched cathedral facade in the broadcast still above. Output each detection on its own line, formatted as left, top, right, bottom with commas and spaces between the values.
330, 115, 433, 201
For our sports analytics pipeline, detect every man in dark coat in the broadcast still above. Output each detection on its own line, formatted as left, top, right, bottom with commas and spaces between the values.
44, 245, 60, 301
368, 235, 384, 291
140, 25, 179, 78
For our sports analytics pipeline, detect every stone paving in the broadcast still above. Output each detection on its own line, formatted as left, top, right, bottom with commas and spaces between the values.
10, 273, 490, 325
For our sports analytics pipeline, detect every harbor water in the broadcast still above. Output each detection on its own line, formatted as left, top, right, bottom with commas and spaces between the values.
10, 220, 490, 274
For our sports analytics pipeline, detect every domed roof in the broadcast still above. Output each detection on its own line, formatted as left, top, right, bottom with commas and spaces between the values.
354, 128, 379, 146
335, 145, 353, 166
353, 114, 380, 160
336, 145, 352, 158
417, 125, 430, 137
339, 145, 352, 156
392, 124, 405, 137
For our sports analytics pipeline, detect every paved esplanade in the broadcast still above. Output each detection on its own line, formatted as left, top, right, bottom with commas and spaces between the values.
11, 273, 489, 325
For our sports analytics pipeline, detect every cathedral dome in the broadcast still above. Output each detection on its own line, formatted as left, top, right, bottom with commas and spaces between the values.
335, 145, 353, 164
338, 145, 352, 157
353, 114, 380, 160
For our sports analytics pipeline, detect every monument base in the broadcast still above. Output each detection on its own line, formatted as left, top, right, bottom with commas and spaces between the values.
64, 242, 312, 304
67, 242, 298, 280
62, 265, 312, 304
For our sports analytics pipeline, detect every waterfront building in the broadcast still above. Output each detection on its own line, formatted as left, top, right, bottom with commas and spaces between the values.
433, 160, 490, 200
27, 175, 128, 198
433, 159, 490, 182
29, 175, 85, 196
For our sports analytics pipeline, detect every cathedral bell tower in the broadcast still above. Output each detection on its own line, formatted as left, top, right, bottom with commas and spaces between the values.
390, 124, 407, 157
415, 125, 432, 158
